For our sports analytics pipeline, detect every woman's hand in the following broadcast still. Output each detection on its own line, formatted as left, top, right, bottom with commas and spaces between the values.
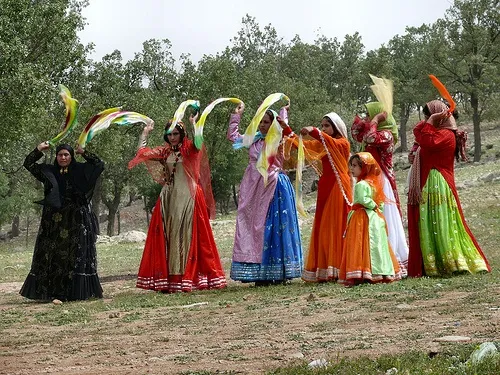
142, 121, 154, 136
37, 141, 50, 152
76, 145, 85, 155
372, 111, 387, 124
408, 153, 415, 164
234, 102, 245, 115
427, 110, 448, 127
300, 126, 314, 136
189, 112, 199, 125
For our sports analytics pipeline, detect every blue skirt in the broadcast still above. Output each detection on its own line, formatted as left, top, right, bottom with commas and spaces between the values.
231, 173, 303, 281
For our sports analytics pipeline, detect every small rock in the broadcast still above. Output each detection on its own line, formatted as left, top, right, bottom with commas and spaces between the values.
434, 335, 471, 342
306, 293, 316, 302
52, 299, 63, 305
173, 302, 209, 309
62, 310, 69, 314
386, 367, 398, 375
114, 230, 147, 243
108, 312, 121, 318
308, 359, 328, 368
288, 352, 305, 359
242, 294, 254, 301
396, 303, 412, 310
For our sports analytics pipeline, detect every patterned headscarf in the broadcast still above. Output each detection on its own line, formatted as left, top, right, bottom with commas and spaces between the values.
425, 100, 457, 130
324, 112, 348, 139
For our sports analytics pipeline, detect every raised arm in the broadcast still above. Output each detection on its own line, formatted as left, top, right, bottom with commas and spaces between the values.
137, 121, 155, 150
23, 142, 50, 183
227, 102, 245, 143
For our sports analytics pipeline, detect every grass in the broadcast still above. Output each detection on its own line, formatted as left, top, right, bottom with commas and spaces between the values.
268, 344, 500, 375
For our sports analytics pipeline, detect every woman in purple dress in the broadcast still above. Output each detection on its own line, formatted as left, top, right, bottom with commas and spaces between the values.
227, 103, 303, 285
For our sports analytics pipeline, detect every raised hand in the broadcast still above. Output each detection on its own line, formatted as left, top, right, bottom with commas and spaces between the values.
189, 112, 199, 125
373, 111, 388, 124
37, 141, 50, 152
234, 102, 245, 115
142, 121, 155, 135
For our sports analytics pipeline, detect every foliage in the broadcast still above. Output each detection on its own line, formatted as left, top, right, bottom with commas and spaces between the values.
1, 0, 498, 231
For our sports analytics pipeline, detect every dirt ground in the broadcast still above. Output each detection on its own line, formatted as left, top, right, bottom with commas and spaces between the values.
1, 278, 499, 375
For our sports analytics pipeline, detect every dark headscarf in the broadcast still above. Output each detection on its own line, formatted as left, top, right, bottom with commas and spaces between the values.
37, 144, 104, 208
54, 144, 76, 168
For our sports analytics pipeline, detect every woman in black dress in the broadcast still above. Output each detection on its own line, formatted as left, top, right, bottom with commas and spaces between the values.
20, 141, 104, 301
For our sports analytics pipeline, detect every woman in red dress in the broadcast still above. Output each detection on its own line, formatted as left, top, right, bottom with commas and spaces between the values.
407, 100, 490, 276
129, 116, 226, 292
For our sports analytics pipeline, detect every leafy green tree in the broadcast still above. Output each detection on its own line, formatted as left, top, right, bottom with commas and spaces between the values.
0, 0, 89, 233
419, 0, 500, 161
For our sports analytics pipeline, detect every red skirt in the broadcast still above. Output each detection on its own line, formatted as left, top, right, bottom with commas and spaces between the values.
136, 188, 227, 292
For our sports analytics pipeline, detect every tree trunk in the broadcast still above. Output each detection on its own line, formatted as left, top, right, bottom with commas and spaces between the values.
107, 209, 116, 236
117, 210, 121, 235
11, 215, 20, 237
126, 191, 136, 207
398, 104, 410, 152
471, 90, 481, 162
92, 176, 102, 219
102, 182, 122, 236
232, 184, 239, 209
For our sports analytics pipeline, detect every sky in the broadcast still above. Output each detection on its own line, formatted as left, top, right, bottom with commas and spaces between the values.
78, 0, 454, 64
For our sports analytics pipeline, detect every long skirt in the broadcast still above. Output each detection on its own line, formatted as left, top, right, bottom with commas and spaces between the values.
339, 208, 401, 285
20, 203, 103, 301
136, 184, 226, 292
418, 170, 489, 276
382, 173, 409, 277
230, 173, 303, 282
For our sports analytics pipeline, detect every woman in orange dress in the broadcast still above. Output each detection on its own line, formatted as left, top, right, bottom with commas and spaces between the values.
280, 109, 352, 282
339, 152, 401, 286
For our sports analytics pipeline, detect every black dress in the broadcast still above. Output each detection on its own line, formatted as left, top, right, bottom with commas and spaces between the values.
20, 148, 104, 301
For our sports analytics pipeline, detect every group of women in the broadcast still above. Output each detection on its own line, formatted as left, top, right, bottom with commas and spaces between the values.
21, 93, 491, 302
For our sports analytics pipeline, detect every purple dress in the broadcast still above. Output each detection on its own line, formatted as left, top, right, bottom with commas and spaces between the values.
227, 114, 303, 281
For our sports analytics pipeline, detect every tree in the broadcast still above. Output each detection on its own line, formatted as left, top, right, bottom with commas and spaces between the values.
387, 31, 436, 151
0, 0, 89, 230
422, 0, 500, 161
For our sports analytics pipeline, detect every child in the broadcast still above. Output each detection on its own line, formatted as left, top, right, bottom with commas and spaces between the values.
339, 152, 401, 286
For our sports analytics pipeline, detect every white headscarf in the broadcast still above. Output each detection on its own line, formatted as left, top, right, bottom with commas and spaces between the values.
324, 112, 348, 139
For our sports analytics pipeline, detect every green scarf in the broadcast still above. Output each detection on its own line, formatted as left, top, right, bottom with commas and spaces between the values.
365, 102, 398, 144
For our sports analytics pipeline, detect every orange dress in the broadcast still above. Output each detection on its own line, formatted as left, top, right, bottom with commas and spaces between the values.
298, 128, 352, 282
339, 152, 401, 285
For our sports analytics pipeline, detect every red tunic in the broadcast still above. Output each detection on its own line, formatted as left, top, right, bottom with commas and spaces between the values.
352, 121, 402, 215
